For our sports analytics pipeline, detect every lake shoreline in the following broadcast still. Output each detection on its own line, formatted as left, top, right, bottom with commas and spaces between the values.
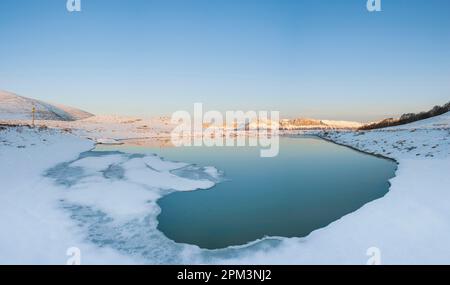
2, 112, 450, 264
316, 134, 399, 164
150, 136, 396, 250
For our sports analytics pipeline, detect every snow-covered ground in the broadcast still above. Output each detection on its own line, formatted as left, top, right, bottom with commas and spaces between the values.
1, 111, 449, 264
0, 115, 361, 146
0, 115, 175, 143
0, 126, 221, 264
0, 127, 137, 264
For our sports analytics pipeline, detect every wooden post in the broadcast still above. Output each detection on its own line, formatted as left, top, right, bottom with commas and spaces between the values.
32, 105, 36, 127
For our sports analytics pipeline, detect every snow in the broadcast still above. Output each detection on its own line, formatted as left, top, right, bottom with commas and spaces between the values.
280, 118, 363, 130
122, 157, 215, 191
53, 103, 94, 121
0, 126, 219, 264
0, 126, 136, 264
203, 166, 222, 180
211, 158, 450, 265
1, 111, 450, 264
0, 90, 93, 121
0, 115, 175, 143
214, 112, 450, 264
1, 112, 361, 146
70, 154, 126, 172
95, 138, 123, 145
141, 156, 188, 172
385, 111, 450, 130
321, 120, 363, 129
229, 111, 450, 265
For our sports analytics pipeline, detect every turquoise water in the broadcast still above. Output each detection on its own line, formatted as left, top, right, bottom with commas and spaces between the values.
98, 136, 396, 250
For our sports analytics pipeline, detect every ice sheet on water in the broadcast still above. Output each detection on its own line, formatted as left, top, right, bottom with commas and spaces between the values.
61, 202, 187, 264
44, 151, 127, 187
60, 199, 283, 264
45, 149, 296, 264
44, 150, 238, 264
102, 164, 125, 180
142, 155, 189, 172
70, 154, 126, 172
171, 165, 224, 183
44, 163, 85, 187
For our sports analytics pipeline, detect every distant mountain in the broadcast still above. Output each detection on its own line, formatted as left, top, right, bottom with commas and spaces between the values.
0, 90, 93, 121
201, 117, 362, 131
280, 118, 362, 130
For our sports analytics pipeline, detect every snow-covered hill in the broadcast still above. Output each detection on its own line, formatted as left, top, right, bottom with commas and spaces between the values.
280, 118, 362, 130
0, 90, 93, 121
320, 120, 363, 129
385, 111, 450, 130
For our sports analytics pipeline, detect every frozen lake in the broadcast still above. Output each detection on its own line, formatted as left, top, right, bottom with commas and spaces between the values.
98, 136, 397, 249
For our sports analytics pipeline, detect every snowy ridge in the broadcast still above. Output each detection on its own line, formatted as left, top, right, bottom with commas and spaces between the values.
0, 90, 93, 121
280, 118, 362, 130
385, 111, 450, 130
53, 103, 94, 121
320, 120, 363, 129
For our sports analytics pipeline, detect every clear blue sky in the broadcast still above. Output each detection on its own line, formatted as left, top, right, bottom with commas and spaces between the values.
0, 0, 449, 121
